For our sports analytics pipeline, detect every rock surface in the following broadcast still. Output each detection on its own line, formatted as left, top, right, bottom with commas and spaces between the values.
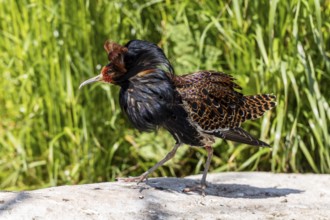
0, 172, 329, 219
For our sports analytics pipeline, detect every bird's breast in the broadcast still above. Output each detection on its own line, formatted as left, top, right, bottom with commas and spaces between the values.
119, 71, 174, 131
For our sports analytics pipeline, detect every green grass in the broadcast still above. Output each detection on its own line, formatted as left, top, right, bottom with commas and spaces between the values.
0, 0, 329, 190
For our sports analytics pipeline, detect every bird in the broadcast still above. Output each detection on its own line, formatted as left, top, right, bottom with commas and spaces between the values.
79, 39, 276, 194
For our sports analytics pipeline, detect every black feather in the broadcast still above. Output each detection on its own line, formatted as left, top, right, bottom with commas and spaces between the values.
213, 127, 269, 147
124, 40, 174, 75
119, 69, 174, 131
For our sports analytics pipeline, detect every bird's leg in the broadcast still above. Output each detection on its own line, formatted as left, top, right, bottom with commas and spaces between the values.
116, 143, 181, 183
201, 145, 213, 188
183, 145, 213, 196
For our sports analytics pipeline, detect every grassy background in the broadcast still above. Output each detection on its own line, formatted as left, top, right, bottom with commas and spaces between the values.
0, 0, 329, 190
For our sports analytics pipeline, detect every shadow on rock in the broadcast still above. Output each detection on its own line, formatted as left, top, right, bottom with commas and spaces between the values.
0, 192, 31, 215
143, 177, 303, 198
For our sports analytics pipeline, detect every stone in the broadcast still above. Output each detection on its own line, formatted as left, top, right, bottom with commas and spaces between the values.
0, 172, 329, 219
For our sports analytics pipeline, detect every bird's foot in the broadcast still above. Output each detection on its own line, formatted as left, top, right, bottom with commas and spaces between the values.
116, 173, 148, 184
183, 183, 207, 196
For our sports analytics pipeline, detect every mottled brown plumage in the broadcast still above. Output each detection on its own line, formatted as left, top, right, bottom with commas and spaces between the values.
173, 71, 276, 146
79, 40, 277, 195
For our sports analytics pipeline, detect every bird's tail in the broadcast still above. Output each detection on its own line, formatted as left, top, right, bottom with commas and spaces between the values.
214, 127, 270, 146
240, 94, 277, 122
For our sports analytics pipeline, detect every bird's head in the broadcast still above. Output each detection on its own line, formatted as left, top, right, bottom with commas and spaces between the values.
79, 41, 128, 88
79, 40, 173, 89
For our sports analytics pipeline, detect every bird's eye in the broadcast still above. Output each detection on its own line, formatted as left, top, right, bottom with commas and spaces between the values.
101, 65, 115, 81
105, 66, 114, 75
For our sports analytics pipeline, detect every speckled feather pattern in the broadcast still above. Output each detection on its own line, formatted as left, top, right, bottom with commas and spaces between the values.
174, 71, 276, 132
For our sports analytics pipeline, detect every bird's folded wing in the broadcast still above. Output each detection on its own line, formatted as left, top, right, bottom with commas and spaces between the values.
174, 71, 245, 131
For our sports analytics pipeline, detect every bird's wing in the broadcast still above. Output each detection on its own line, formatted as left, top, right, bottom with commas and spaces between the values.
173, 71, 275, 145
174, 71, 245, 130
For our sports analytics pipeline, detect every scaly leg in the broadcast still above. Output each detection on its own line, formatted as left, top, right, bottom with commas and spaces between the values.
183, 145, 213, 196
116, 143, 181, 183
201, 145, 213, 188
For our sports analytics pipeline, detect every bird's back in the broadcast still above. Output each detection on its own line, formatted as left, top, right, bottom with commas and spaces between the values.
173, 71, 276, 146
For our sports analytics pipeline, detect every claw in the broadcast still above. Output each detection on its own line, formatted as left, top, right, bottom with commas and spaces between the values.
183, 183, 207, 196
116, 173, 148, 184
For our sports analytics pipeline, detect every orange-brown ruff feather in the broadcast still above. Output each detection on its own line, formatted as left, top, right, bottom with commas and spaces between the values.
104, 41, 128, 73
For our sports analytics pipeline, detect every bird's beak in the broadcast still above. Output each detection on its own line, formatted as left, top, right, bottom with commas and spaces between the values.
79, 74, 103, 89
